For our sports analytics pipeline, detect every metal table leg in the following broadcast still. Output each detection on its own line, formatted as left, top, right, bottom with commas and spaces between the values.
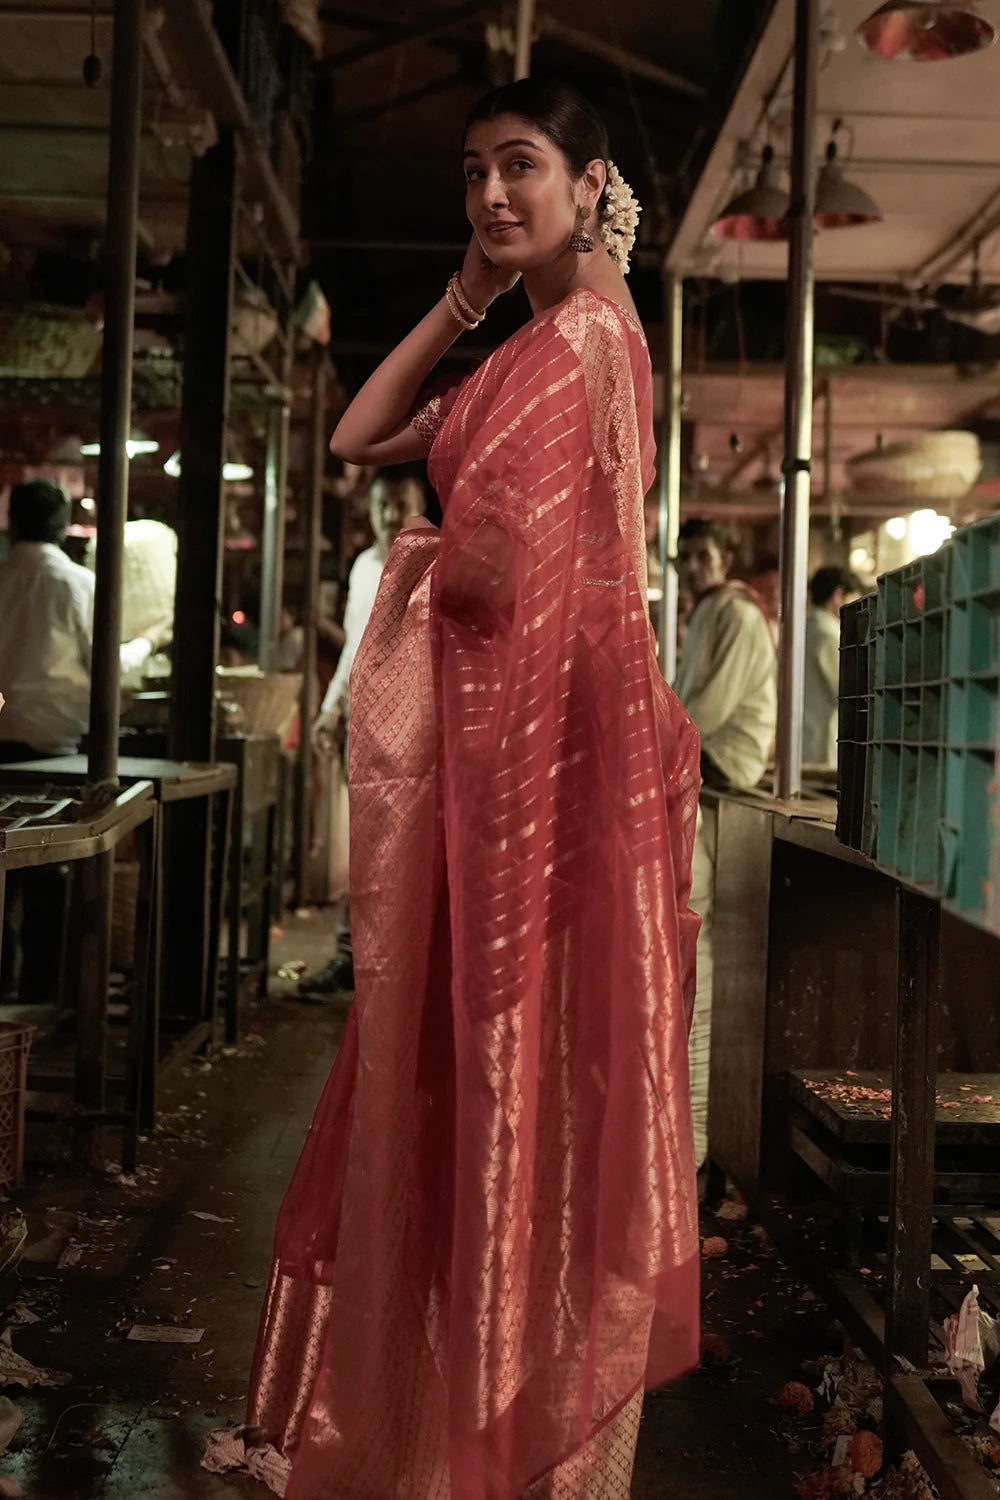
259, 801, 277, 998
886, 886, 940, 1367
122, 817, 156, 1173
75, 849, 114, 1115
206, 784, 234, 1030
136, 808, 162, 1136
226, 780, 244, 1045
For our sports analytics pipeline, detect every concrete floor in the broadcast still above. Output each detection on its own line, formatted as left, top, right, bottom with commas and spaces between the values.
0, 913, 835, 1498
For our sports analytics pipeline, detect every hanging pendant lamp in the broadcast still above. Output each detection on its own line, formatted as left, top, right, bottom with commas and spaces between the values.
814, 141, 882, 229
710, 146, 789, 242
857, 1, 995, 61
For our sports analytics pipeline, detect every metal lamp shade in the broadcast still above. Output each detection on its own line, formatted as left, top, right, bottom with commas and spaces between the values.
814, 155, 882, 229
710, 150, 789, 242
857, 2, 995, 60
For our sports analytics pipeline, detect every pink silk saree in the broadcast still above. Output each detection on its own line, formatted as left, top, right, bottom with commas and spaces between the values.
247, 288, 701, 1499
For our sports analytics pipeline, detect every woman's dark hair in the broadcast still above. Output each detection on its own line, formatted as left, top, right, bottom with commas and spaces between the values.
465, 79, 610, 201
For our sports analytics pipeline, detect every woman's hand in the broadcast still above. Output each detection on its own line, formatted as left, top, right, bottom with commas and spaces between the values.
313, 706, 343, 758
460, 235, 520, 315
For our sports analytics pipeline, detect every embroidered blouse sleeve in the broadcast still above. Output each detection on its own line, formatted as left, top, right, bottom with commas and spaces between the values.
409, 371, 469, 450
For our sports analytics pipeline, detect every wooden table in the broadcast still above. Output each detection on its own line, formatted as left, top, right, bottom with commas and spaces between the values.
217, 735, 281, 1043
708, 788, 1000, 1500
709, 790, 1000, 1358
0, 757, 237, 1120
0, 782, 156, 1171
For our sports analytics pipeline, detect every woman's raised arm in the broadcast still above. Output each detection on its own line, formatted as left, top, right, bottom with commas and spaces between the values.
329, 295, 462, 467
329, 241, 518, 467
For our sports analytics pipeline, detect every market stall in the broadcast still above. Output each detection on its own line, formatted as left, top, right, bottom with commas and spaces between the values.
667, 2, 1000, 1494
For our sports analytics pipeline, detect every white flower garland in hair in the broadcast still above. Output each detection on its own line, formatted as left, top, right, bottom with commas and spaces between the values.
600, 161, 641, 276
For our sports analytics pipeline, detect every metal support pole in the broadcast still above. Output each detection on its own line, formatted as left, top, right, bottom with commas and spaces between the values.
87, 0, 144, 792
775, 0, 819, 802
658, 270, 683, 683
824, 378, 842, 545
887, 888, 939, 1367
514, 0, 535, 79
170, 134, 237, 764
294, 348, 327, 908
259, 394, 290, 674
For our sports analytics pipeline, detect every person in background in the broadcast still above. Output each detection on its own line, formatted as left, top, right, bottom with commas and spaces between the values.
750, 552, 780, 647
804, 566, 859, 768
0, 480, 171, 1005
274, 607, 305, 673
297, 473, 425, 1000
0, 479, 172, 761
675, 518, 777, 794
674, 517, 778, 1181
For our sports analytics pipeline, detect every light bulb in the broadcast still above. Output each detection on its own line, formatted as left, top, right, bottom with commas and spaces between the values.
908, 508, 954, 556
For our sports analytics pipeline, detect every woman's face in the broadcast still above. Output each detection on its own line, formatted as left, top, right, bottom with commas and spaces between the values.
463, 113, 594, 272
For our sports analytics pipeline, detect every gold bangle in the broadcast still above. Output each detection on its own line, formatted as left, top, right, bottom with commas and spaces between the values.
452, 274, 485, 321
446, 275, 479, 327
445, 280, 477, 330
447, 273, 484, 327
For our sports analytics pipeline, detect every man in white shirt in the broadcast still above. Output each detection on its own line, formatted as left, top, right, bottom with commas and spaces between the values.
299, 474, 424, 1000
674, 519, 778, 1180
803, 566, 857, 768
675, 520, 777, 793
0, 481, 171, 1004
0, 480, 171, 760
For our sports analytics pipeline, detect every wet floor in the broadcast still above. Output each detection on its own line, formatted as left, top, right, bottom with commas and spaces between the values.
0, 913, 830, 1498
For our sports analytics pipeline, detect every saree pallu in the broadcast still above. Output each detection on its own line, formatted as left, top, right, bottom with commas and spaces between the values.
248, 289, 701, 1499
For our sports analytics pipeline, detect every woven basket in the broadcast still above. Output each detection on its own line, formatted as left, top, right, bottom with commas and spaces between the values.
232, 297, 279, 359
0, 1024, 33, 1191
0, 304, 102, 378
847, 431, 982, 503
215, 671, 302, 739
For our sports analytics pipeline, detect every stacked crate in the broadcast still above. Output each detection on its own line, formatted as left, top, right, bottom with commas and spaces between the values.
836, 594, 875, 855
837, 517, 1000, 931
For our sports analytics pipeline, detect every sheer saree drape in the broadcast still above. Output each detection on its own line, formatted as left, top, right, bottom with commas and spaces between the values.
247, 289, 701, 1500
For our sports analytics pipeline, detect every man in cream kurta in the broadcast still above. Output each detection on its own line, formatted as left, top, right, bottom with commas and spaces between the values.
674, 520, 777, 1175
804, 567, 857, 768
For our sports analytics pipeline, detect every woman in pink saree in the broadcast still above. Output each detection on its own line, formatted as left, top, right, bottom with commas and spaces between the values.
234, 79, 700, 1499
